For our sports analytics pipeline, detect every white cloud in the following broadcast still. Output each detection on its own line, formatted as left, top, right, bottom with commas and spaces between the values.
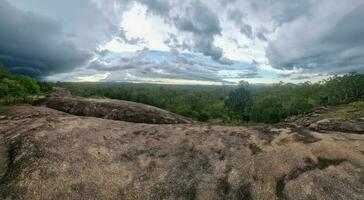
75, 73, 111, 82
120, 2, 172, 51
100, 38, 144, 53
2, 0, 363, 84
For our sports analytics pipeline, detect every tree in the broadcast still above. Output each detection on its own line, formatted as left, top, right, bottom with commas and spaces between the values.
0, 78, 26, 104
225, 85, 253, 122
0, 64, 42, 105
197, 111, 210, 122
252, 96, 284, 123
14, 75, 40, 95
286, 97, 315, 116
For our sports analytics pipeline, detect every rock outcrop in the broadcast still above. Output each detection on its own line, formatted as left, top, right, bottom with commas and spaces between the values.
290, 105, 364, 134
35, 97, 193, 124
1, 105, 364, 200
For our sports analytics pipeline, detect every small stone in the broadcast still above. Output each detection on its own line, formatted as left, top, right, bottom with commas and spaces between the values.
49, 122, 56, 129
317, 119, 330, 124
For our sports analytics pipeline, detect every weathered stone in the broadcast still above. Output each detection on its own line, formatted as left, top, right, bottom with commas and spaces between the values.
34, 97, 193, 124
0, 105, 364, 200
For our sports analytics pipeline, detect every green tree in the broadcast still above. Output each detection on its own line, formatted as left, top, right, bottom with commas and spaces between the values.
225, 85, 253, 122
0, 64, 42, 105
286, 97, 315, 116
252, 96, 284, 123
14, 75, 40, 95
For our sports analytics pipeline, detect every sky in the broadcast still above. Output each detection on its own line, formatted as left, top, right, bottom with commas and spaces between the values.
1, 0, 364, 84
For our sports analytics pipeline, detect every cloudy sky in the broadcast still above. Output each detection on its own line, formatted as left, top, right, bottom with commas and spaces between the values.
1, 0, 364, 84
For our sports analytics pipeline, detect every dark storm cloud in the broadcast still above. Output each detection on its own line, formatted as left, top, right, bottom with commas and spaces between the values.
267, 2, 364, 74
0, 1, 91, 77
0, 0, 234, 81
174, 1, 221, 35
0, 0, 123, 78
3, 0, 363, 83
172, 0, 227, 63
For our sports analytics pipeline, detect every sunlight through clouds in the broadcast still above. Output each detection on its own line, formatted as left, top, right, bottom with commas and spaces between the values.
1, 0, 363, 84
76, 73, 111, 82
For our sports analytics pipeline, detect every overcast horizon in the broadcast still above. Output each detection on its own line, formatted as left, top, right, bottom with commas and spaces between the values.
1, 0, 364, 84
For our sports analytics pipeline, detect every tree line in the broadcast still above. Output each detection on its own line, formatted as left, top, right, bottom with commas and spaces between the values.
226, 73, 364, 123
56, 73, 364, 124
1, 62, 363, 123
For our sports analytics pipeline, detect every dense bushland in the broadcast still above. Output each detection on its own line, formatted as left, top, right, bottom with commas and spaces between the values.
226, 73, 364, 123
55, 73, 364, 124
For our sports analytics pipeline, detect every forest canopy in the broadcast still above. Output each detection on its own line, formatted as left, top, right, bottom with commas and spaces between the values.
55, 72, 364, 124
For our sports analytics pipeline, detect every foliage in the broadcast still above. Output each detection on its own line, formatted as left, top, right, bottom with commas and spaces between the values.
53, 73, 364, 124
251, 96, 284, 123
322, 73, 364, 105
225, 85, 252, 122
0, 64, 41, 105
227, 73, 364, 123
351, 101, 364, 109
14, 75, 40, 94
38, 81, 55, 93
56, 82, 233, 122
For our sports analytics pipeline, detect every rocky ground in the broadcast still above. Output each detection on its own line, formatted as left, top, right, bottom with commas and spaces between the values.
289, 105, 364, 133
0, 94, 364, 199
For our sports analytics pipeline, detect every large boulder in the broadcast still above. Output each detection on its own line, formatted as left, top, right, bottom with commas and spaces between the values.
1, 105, 364, 200
35, 96, 193, 124
309, 118, 364, 133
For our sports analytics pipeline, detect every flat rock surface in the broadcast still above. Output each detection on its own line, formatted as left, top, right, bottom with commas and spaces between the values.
1, 105, 364, 199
